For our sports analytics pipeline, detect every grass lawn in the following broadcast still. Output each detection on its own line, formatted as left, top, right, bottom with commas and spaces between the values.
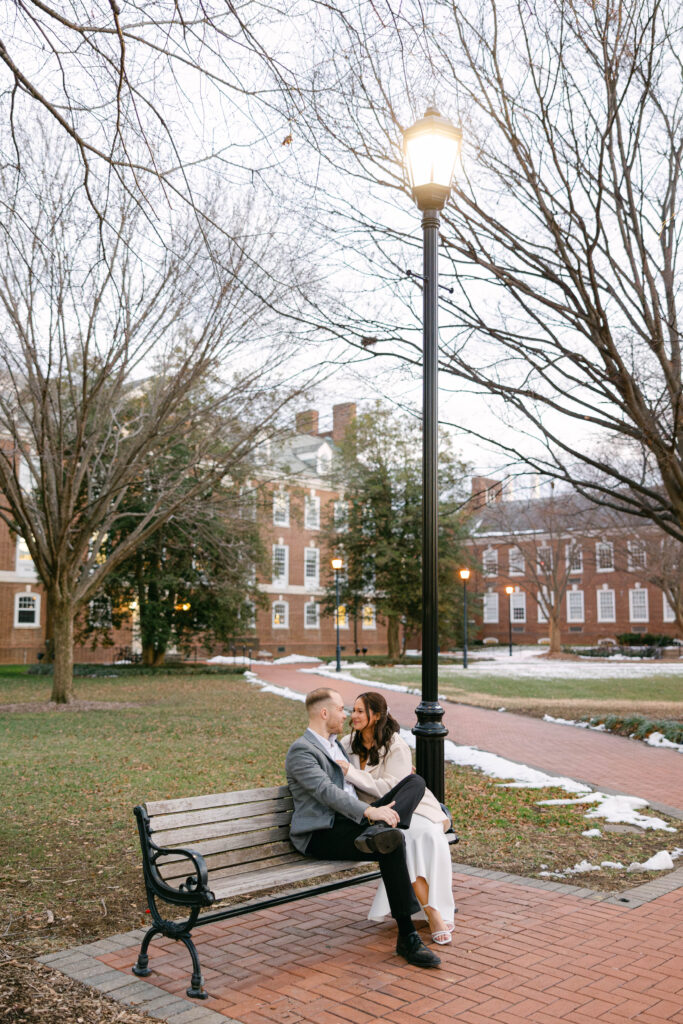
345, 664, 683, 722
2, 671, 680, 965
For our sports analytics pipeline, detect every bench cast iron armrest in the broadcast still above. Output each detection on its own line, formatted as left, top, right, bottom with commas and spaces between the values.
134, 805, 215, 909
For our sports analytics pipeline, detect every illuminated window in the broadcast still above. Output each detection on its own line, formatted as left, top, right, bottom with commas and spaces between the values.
334, 604, 349, 629
272, 601, 289, 628
361, 604, 376, 630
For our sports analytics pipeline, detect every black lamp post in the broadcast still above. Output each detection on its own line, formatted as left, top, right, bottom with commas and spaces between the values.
459, 568, 470, 669
505, 585, 514, 656
403, 107, 462, 803
331, 557, 343, 672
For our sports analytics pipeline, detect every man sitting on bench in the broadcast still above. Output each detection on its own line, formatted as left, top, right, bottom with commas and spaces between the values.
285, 687, 441, 968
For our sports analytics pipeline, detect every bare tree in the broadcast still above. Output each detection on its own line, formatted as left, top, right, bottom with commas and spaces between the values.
612, 526, 683, 631
235, 0, 683, 542
0, 142, 314, 702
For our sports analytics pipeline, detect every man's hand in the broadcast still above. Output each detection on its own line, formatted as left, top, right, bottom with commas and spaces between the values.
364, 801, 399, 828
336, 760, 349, 776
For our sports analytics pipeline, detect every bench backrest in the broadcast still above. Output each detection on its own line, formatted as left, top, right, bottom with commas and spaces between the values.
144, 786, 300, 887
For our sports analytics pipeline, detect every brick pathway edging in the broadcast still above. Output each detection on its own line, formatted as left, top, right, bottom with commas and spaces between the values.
38, 931, 233, 1024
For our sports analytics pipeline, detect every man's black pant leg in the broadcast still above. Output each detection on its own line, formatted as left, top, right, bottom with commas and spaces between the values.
305, 815, 420, 918
371, 774, 425, 828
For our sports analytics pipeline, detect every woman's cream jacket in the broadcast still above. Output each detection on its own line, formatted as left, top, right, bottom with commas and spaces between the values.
339, 732, 447, 825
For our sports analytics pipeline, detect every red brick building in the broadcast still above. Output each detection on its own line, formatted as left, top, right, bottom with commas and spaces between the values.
467, 477, 682, 647
253, 403, 387, 658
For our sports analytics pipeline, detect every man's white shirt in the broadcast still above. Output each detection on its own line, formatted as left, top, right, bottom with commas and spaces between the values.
306, 727, 357, 797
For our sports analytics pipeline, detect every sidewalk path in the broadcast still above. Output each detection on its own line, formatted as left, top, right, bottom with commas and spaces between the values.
254, 662, 683, 815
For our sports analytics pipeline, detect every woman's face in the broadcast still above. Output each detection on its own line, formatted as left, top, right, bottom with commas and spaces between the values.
350, 699, 378, 733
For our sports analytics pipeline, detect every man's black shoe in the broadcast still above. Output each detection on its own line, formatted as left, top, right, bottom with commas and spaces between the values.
354, 824, 404, 855
396, 932, 441, 968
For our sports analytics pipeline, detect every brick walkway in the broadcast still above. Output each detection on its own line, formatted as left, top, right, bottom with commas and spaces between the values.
40, 661, 683, 1024
254, 663, 683, 814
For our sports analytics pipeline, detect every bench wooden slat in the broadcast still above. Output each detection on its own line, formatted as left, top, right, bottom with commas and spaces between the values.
145, 786, 289, 817
149, 797, 292, 834
151, 810, 292, 847
155, 826, 292, 865
209, 859, 373, 901
158, 841, 296, 882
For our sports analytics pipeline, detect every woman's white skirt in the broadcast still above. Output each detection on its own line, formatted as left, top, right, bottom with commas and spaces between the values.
367, 812, 455, 926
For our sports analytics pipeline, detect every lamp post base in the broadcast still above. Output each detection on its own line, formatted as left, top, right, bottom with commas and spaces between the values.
413, 701, 448, 803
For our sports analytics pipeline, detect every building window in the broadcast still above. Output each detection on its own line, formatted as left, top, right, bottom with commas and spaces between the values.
567, 589, 585, 623
361, 603, 376, 630
596, 541, 614, 572
16, 537, 36, 575
627, 540, 647, 572
483, 591, 499, 624
509, 547, 524, 576
333, 500, 347, 532
566, 543, 582, 574
483, 548, 498, 577
272, 492, 290, 527
537, 587, 552, 624
88, 596, 113, 630
663, 594, 676, 623
243, 602, 256, 630
15, 592, 40, 627
304, 601, 319, 629
272, 544, 289, 585
316, 448, 332, 477
304, 495, 321, 530
510, 591, 526, 623
272, 601, 289, 628
597, 588, 616, 623
304, 547, 320, 590
334, 604, 349, 629
629, 587, 649, 623
537, 547, 553, 573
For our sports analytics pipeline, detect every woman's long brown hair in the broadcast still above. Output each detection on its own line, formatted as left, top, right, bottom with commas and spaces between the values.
350, 691, 400, 766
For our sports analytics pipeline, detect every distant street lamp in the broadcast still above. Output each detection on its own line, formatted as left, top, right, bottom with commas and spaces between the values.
505, 586, 514, 656
403, 106, 462, 803
459, 568, 470, 668
331, 557, 344, 672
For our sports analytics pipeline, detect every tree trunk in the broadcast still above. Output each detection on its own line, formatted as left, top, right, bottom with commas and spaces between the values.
50, 594, 75, 703
152, 649, 166, 666
387, 615, 400, 660
548, 612, 562, 655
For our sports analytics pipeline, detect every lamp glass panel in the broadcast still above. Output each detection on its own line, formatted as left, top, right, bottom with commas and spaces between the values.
406, 129, 460, 189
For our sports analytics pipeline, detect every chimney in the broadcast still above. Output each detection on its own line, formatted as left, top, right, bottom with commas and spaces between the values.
295, 409, 319, 435
332, 402, 356, 441
470, 476, 503, 510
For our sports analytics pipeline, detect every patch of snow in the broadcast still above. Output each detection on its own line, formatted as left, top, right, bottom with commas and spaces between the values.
206, 655, 251, 664
497, 707, 506, 713
627, 851, 675, 872
645, 731, 683, 753
600, 861, 624, 869
537, 792, 677, 832
245, 671, 305, 703
272, 654, 323, 665
582, 828, 602, 837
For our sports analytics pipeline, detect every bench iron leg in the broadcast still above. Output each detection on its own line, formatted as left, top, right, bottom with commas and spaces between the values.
132, 923, 161, 977
180, 933, 209, 999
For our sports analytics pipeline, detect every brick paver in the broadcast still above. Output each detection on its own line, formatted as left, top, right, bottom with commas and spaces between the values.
254, 662, 683, 813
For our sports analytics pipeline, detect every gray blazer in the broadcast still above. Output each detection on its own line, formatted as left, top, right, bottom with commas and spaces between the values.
285, 731, 368, 853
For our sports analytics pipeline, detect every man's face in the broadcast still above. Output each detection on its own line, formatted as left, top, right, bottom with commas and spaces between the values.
324, 692, 347, 735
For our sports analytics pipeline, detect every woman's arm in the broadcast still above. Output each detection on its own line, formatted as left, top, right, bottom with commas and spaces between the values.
344, 735, 413, 797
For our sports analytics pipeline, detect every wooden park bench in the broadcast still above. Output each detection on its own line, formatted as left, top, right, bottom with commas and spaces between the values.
133, 785, 457, 999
